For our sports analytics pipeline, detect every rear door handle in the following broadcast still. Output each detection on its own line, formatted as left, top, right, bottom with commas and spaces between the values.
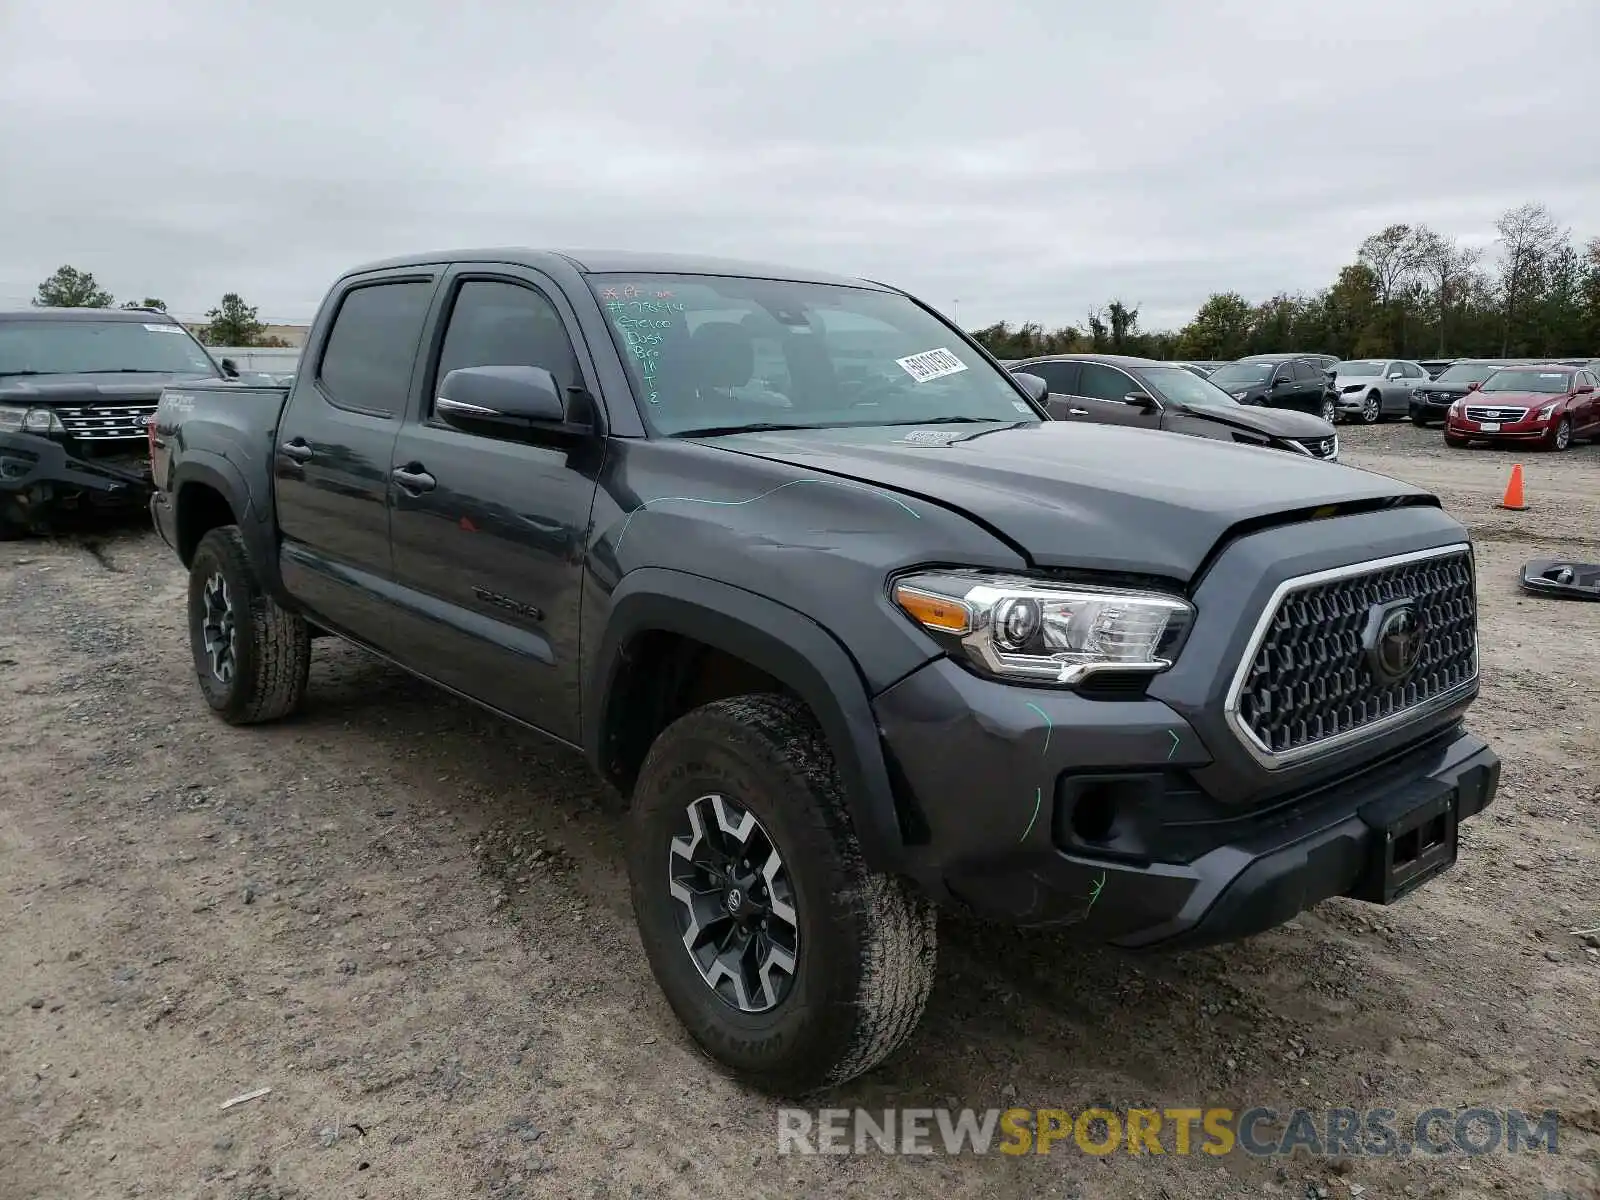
280, 440, 314, 463
392, 465, 436, 493
1067, 407, 1089, 416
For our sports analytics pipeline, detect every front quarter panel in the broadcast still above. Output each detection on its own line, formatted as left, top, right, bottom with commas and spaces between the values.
583, 437, 1029, 694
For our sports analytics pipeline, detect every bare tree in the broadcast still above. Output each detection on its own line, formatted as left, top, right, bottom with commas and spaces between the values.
1494, 202, 1566, 355
1412, 227, 1484, 355
1358, 224, 1423, 307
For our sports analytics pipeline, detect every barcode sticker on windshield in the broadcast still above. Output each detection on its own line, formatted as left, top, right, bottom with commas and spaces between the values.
896, 347, 968, 384
144, 324, 185, 333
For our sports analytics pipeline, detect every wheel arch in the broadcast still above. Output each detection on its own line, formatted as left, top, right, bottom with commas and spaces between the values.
172, 454, 282, 594
587, 568, 916, 874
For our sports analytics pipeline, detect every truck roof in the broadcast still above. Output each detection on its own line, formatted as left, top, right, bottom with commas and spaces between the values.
344, 248, 889, 290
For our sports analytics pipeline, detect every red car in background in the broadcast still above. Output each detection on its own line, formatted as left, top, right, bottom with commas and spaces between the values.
1445, 363, 1599, 451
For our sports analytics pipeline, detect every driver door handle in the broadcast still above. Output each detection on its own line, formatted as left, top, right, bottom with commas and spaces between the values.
1067, 407, 1089, 416
392, 465, 436, 493
280, 439, 314, 463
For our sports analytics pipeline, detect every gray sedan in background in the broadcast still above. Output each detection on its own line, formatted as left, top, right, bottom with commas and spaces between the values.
1330, 358, 1429, 423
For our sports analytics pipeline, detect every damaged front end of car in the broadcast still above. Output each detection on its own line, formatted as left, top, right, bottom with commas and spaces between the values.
0, 403, 155, 537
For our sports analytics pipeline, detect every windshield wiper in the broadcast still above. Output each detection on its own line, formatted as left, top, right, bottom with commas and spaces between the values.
881, 415, 1003, 425
672, 421, 817, 438
0, 370, 52, 378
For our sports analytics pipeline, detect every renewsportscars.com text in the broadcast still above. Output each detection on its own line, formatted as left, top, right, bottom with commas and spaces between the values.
776, 1106, 1562, 1158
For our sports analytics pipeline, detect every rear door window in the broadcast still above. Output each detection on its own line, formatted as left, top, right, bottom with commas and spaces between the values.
317, 280, 435, 417
1022, 361, 1079, 394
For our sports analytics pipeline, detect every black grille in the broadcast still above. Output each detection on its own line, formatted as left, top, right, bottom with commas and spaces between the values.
52, 404, 156, 441
1233, 549, 1477, 759
1292, 435, 1338, 459
1464, 405, 1527, 424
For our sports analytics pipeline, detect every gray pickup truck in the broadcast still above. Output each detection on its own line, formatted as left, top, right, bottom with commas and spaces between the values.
149, 248, 1499, 1092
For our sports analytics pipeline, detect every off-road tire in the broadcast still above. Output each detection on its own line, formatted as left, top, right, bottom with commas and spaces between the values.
627, 693, 937, 1094
187, 525, 310, 724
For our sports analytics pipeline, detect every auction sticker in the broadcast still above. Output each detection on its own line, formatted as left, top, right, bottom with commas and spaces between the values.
145, 324, 186, 333
896, 347, 969, 384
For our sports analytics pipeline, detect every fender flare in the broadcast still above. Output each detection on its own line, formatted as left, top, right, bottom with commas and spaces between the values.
586, 567, 908, 873
171, 454, 282, 594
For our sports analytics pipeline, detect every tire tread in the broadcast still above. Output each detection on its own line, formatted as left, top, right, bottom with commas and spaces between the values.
191, 526, 310, 725
634, 692, 936, 1091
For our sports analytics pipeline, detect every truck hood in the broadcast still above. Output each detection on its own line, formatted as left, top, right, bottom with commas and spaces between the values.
704, 421, 1431, 581
1169, 402, 1333, 439
0, 369, 219, 405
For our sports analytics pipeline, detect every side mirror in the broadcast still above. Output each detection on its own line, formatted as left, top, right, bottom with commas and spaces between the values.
1574, 383, 1594, 394
1271, 376, 1290, 388
1122, 391, 1158, 410
435, 365, 573, 430
1467, 381, 1482, 391
220, 357, 239, 378
1387, 372, 1403, 381
1011, 371, 1049, 405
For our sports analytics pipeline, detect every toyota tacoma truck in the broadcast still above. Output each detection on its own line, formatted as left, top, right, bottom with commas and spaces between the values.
149, 248, 1499, 1093
0, 306, 243, 537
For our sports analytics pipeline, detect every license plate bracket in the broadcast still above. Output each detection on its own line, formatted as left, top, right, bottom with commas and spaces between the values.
1357, 781, 1459, 904
1479, 421, 1500, 431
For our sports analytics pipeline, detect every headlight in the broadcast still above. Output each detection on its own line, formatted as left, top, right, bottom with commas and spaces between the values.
0, 405, 65, 434
1537, 401, 1559, 420
1231, 391, 1248, 400
890, 569, 1194, 685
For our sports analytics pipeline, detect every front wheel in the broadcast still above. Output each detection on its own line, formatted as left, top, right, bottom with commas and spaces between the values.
187, 525, 311, 724
1545, 417, 1572, 452
1445, 434, 1470, 449
1361, 392, 1382, 424
1411, 414, 1431, 428
627, 694, 937, 1093
1319, 396, 1337, 424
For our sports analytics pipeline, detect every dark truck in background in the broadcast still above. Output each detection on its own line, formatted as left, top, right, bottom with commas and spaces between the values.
150, 248, 1500, 1092
0, 307, 246, 537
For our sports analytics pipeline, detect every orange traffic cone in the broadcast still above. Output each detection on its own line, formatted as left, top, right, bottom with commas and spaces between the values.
1498, 464, 1526, 511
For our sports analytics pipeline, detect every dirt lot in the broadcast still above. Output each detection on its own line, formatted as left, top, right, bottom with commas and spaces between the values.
2, 423, 1598, 1200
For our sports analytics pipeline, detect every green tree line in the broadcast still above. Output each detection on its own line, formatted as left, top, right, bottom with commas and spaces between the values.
971, 203, 1600, 363
31, 264, 289, 347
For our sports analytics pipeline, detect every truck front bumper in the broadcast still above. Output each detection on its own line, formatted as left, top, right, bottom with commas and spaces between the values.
0, 432, 153, 527
873, 657, 1499, 951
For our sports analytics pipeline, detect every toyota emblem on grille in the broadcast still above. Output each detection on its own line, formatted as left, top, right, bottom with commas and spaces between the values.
1363, 599, 1423, 684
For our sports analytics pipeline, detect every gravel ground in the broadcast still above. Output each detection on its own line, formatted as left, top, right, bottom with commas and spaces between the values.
2, 422, 1598, 1200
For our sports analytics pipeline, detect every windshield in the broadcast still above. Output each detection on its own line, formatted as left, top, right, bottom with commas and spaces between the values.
1435, 362, 1504, 384
0, 319, 219, 378
1142, 366, 1238, 408
1207, 363, 1272, 386
587, 273, 1039, 435
1335, 359, 1387, 377
1480, 369, 1572, 394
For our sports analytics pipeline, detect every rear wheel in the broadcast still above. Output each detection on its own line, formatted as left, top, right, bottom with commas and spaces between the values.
1361, 392, 1382, 423
187, 525, 311, 724
627, 693, 937, 1093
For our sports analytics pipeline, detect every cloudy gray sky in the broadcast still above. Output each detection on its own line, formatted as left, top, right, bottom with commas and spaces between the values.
2, 0, 1595, 331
